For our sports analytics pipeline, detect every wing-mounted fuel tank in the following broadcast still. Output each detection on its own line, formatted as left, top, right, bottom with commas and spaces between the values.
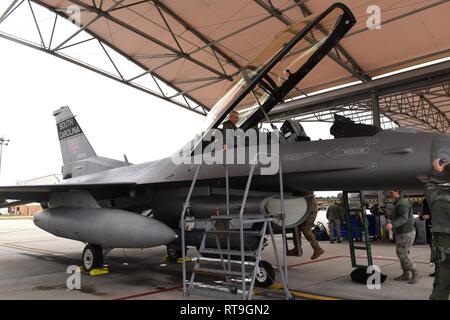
151, 187, 313, 229
33, 191, 177, 248
154, 187, 314, 253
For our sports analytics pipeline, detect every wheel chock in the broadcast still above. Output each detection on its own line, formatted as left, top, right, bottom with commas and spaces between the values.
79, 266, 109, 276
89, 267, 109, 276
177, 256, 192, 264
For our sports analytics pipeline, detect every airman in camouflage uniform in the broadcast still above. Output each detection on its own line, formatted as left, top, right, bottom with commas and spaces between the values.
288, 196, 325, 260
426, 159, 450, 300
327, 202, 345, 243
386, 190, 421, 284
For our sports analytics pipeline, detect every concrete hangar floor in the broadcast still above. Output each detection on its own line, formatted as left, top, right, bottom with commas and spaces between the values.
0, 217, 434, 300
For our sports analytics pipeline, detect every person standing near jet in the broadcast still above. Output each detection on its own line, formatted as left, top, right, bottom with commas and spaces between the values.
327, 201, 345, 243
426, 159, 450, 300
385, 190, 421, 284
287, 195, 325, 260
419, 198, 435, 277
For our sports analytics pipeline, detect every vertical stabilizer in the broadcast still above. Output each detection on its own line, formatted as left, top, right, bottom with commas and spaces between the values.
53, 106, 96, 164
53, 106, 130, 179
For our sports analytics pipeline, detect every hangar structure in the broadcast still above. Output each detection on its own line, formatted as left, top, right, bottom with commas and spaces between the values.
0, 0, 449, 133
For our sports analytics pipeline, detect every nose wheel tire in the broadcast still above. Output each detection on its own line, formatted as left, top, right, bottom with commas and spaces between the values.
255, 260, 275, 288
82, 244, 104, 271
167, 246, 187, 260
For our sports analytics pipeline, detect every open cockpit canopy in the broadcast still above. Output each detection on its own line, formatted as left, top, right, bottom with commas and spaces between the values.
202, 3, 355, 133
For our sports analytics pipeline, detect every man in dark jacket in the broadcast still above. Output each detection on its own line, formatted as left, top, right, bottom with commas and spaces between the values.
386, 190, 421, 284
426, 159, 450, 300
221, 111, 239, 149
419, 198, 435, 276
327, 202, 345, 243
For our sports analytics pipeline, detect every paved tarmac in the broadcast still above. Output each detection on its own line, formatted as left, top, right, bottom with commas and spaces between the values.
0, 218, 437, 300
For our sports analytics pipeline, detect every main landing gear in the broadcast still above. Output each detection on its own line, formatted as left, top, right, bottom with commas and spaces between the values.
255, 260, 275, 288
82, 244, 104, 271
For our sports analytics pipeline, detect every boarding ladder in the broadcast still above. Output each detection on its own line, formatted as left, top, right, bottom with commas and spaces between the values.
180, 154, 292, 300
343, 191, 373, 268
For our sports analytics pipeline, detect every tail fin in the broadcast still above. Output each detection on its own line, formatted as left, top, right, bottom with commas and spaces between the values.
53, 106, 130, 179
54, 106, 96, 164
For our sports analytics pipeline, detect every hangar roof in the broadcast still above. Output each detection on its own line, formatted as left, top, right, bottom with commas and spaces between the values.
1, 0, 449, 130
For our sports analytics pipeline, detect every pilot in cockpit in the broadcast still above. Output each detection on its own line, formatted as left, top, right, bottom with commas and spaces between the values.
221, 111, 240, 149
222, 110, 239, 131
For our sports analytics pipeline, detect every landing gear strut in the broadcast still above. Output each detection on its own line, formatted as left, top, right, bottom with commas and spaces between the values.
82, 244, 104, 271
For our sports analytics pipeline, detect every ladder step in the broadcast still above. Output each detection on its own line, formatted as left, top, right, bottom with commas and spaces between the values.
208, 214, 282, 220
353, 245, 370, 250
205, 230, 261, 235
188, 287, 243, 300
194, 256, 256, 265
195, 267, 251, 277
199, 248, 256, 257
186, 216, 281, 223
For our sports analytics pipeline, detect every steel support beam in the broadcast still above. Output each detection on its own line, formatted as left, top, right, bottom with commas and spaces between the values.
271, 61, 450, 132
0, 0, 21, 23
346, 0, 450, 38
270, 60, 450, 120
371, 92, 381, 128
292, 0, 370, 82
66, 0, 231, 81
0, 30, 207, 115
22, 0, 208, 115
254, 0, 370, 82
0, 0, 208, 115
185, 0, 309, 60
151, 0, 242, 71
52, 0, 124, 51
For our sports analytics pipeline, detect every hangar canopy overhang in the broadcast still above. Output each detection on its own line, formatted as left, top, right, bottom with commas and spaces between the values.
0, 0, 449, 131
270, 60, 450, 133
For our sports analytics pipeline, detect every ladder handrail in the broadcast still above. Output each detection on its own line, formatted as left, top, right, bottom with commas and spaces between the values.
181, 164, 202, 296
236, 151, 288, 299
343, 190, 373, 268
181, 150, 290, 300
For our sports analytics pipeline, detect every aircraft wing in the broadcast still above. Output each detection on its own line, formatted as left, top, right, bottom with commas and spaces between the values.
0, 183, 136, 204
